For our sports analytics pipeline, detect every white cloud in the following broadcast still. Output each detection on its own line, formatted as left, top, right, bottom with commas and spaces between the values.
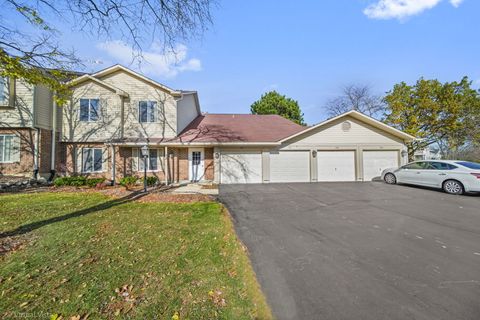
364, 0, 464, 20
97, 40, 201, 78
449, 0, 464, 7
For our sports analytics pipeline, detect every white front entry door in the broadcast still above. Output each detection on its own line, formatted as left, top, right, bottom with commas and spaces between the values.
189, 148, 204, 182
362, 150, 399, 181
317, 151, 356, 181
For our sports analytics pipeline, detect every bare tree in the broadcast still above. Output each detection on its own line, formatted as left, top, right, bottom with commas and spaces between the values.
1, 0, 216, 92
324, 84, 385, 119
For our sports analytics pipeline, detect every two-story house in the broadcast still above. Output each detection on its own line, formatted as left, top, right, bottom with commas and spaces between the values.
2, 64, 415, 185
0, 74, 64, 179
60, 64, 211, 184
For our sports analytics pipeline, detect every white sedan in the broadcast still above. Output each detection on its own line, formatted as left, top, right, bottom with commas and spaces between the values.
381, 160, 480, 195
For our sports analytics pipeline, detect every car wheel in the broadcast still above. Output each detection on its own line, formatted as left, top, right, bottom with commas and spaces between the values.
384, 173, 397, 184
442, 180, 464, 195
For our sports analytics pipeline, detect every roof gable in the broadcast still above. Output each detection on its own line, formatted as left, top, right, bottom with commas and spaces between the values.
91, 64, 181, 96
280, 110, 416, 143
67, 75, 129, 97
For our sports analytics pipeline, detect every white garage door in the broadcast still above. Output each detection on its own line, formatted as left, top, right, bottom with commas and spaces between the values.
317, 151, 356, 181
270, 151, 310, 183
220, 152, 262, 184
363, 150, 399, 181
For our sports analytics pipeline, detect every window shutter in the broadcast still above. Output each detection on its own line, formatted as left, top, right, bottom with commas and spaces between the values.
102, 147, 108, 172
159, 148, 165, 171
76, 147, 83, 173
158, 102, 164, 122
132, 148, 138, 172
9, 78, 15, 107
11, 135, 21, 162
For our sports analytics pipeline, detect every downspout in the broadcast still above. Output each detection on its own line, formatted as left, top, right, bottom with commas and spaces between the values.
48, 92, 57, 181
32, 85, 39, 179
120, 96, 125, 139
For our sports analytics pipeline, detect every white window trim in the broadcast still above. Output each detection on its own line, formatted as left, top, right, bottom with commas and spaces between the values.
81, 147, 104, 173
79, 98, 101, 122
0, 134, 16, 163
138, 100, 159, 123
135, 148, 164, 172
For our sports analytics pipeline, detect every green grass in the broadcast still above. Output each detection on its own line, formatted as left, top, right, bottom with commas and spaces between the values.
0, 192, 271, 319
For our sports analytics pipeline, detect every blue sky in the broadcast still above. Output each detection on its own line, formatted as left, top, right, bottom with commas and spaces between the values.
20, 0, 480, 124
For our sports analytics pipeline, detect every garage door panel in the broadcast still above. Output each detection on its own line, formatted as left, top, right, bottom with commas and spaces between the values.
317, 151, 356, 181
363, 150, 398, 181
270, 151, 310, 183
221, 152, 262, 184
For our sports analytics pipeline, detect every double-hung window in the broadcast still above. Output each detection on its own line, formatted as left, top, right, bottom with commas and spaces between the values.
79, 98, 100, 121
134, 148, 162, 172
82, 148, 103, 173
0, 134, 17, 163
139, 101, 157, 123
0, 77, 9, 106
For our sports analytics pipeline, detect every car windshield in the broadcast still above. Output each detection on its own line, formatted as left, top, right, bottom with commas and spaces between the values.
455, 161, 480, 170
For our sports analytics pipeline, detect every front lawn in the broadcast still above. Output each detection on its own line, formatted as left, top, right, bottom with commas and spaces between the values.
0, 192, 271, 319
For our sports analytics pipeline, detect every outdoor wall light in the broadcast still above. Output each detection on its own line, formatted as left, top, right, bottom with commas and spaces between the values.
214, 152, 220, 159
312, 150, 317, 158
401, 150, 408, 158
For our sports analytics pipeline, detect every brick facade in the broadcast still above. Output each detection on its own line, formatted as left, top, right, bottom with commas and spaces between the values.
57, 144, 214, 183
2, 132, 216, 182
0, 128, 55, 177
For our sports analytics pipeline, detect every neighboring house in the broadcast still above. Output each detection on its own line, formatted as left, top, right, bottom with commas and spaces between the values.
1, 64, 416, 183
0, 75, 64, 178
414, 147, 442, 161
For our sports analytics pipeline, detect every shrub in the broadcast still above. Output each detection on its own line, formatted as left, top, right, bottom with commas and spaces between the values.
119, 176, 138, 187
53, 176, 87, 187
86, 178, 106, 188
54, 176, 107, 188
143, 176, 159, 186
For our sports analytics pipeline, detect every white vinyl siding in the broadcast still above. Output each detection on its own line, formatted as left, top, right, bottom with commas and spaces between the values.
132, 148, 164, 172
363, 150, 399, 181
220, 151, 262, 184
317, 151, 356, 182
269, 151, 310, 183
0, 134, 20, 163
283, 116, 404, 148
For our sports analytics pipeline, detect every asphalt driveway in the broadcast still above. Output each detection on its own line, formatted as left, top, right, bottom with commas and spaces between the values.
219, 182, 480, 320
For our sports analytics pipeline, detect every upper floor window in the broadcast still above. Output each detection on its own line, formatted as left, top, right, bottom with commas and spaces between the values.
80, 98, 100, 122
139, 101, 157, 123
0, 134, 19, 163
82, 148, 103, 173
0, 77, 9, 105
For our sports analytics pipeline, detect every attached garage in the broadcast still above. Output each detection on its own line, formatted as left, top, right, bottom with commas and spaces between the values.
206, 111, 415, 184
362, 150, 399, 181
269, 151, 310, 183
317, 151, 356, 181
220, 151, 262, 184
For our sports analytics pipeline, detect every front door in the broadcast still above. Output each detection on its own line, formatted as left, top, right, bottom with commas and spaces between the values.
189, 148, 204, 182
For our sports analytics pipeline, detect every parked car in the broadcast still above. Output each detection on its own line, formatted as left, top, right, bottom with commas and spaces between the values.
381, 160, 480, 195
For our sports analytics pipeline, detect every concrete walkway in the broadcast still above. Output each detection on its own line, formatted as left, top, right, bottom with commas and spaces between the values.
169, 183, 219, 195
